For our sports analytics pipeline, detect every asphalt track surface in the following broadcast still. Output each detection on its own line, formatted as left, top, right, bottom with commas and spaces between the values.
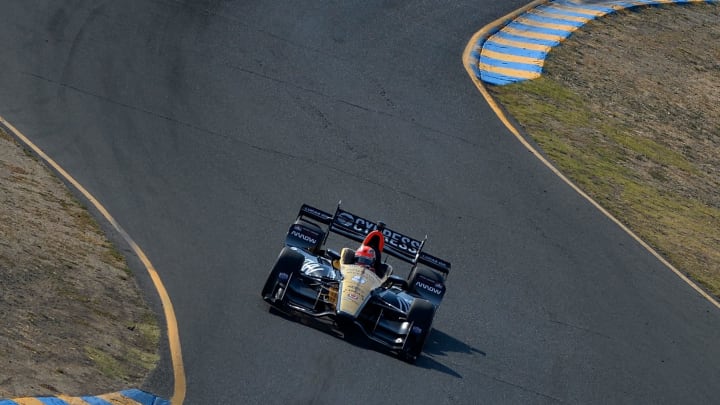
2, 1, 720, 404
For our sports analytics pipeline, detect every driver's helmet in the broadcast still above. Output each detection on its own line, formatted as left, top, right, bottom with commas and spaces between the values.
355, 245, 375, 268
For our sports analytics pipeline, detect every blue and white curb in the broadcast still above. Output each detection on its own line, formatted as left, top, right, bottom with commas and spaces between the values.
472, 0, 719, 85
0, 388, 169, 405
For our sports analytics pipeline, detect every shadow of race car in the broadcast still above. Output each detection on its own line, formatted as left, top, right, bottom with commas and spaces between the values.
261, 203, 451, 363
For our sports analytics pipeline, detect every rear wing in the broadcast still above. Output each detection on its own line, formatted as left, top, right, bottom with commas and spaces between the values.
297, 203, 451, 277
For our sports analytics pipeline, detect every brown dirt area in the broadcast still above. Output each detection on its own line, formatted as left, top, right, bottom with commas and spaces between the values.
0, 127, 159, 398
547, 3, 720, 207
553, 3, 720, 279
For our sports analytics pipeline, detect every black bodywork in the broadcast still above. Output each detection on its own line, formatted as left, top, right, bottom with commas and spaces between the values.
261, 203, 451, 362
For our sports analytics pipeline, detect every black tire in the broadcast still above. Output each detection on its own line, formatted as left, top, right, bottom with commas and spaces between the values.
261, 247, 304, 300
400, 299, 435, 363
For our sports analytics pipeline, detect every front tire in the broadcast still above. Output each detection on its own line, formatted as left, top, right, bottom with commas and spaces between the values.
400, 299, 435, 363
261, 247, 304, 302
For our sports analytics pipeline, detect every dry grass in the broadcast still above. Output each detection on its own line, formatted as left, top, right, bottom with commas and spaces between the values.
489, 3, 720, 296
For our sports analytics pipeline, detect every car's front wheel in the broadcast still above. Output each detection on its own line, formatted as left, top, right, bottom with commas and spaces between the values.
399, 299, 435, 363
261, 247, 304, 303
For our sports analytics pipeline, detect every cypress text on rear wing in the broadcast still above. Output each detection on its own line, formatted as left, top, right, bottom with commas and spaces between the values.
297, 203, 451, 277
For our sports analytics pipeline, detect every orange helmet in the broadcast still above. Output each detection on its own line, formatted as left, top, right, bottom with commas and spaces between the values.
355, 245, 375, 267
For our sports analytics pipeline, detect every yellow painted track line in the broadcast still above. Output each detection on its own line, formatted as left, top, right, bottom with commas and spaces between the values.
550, 3, 610, 17
57, 395, 93, 405
481, 49, 545, 66
502, 25, 567, 42
478, 62, 542, 79
0, 116, 187, 404
98, 392, 143, 404
515, 15, 580, 30
485, 35, 553, 52
528, 9, 592, 23
10, 399, 46, 405
463, 2, 720, 311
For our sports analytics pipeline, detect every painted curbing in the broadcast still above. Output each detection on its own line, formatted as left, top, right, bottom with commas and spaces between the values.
0, 389, 169, 405
461, 0, 720, 312
473, 0, 719, 85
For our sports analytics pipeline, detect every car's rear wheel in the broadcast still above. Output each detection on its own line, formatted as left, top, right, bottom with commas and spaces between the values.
261, 247, 304, 303
400, 299, 435, 363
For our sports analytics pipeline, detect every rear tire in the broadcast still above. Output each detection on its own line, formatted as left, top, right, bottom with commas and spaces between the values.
400, 299, 435, 363
261, 247, 304, 301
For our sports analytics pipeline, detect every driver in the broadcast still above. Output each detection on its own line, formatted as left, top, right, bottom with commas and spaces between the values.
355, 245, 376, 273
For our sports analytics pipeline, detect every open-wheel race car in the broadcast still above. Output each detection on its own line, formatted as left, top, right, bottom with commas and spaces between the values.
261, 203, 451, 362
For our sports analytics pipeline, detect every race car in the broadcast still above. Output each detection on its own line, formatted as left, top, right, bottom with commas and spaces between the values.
261, 203, 451, 362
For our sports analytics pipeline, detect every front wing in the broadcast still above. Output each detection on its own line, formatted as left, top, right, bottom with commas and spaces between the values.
270, 272, 417, 352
